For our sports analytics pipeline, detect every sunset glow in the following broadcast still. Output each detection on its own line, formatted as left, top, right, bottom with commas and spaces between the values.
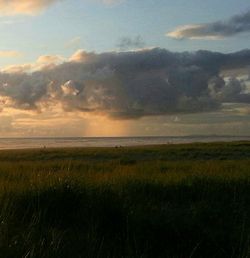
0, 0, 249, 137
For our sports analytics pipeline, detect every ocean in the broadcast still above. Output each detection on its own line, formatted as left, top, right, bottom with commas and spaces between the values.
0, 136, 249, 150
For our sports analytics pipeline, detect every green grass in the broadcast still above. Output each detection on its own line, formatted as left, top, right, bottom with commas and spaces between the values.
0, 142, 250, 257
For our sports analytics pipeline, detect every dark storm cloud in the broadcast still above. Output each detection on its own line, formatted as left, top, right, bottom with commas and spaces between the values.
168, 10, 250, 39
0, 48, 250, 119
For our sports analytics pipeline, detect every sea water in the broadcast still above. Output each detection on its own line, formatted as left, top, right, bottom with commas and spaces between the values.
0, 136, 249, 150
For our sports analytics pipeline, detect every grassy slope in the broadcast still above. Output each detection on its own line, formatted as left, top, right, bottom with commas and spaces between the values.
0, 142, 249, 257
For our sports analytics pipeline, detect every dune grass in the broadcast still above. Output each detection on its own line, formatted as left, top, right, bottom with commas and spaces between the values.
0, 142, 249, 257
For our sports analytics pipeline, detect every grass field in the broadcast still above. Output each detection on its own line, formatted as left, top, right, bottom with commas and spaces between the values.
0, 142, 249, 257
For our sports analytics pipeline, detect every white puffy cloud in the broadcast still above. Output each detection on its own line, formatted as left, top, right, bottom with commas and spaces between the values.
69, 49, 96, 63
2, 54, 64, 73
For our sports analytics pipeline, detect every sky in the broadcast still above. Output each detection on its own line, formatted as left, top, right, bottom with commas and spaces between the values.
0, 0, 250, 137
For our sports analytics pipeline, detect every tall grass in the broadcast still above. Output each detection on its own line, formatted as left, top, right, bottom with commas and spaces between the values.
0, 142, 249, 257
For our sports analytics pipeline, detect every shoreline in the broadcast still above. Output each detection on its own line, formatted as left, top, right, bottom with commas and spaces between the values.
0, 137, 250, 151
0, 140, 249, 155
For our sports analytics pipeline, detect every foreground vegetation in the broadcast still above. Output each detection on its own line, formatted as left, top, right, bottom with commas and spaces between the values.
0, 142, 250, 257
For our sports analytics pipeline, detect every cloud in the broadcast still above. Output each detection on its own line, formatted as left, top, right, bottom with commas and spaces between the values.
36, 54, 64, 65
0, 50, 22, 58
0, 0, 59, 15
65, 37, 82, 49
68, 49, 96, 63
0, 0, 124, 16
0, 19, 23, 25
101, 0, 124, 6
117, 36, 145, 51
0, 48, 250, 119
167, 10, 250, 40
2, 54, 64, 73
